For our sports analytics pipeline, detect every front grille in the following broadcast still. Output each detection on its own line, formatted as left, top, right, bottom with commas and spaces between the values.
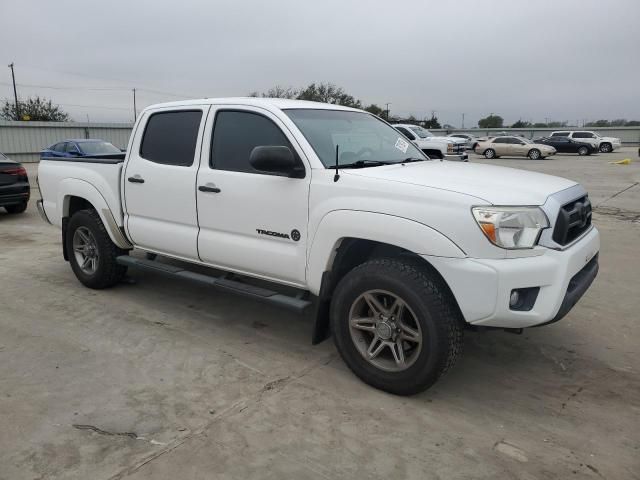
552, 195, 592, 245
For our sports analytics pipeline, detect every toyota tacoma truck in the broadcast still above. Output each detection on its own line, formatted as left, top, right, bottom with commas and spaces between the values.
37, 98, 599, 395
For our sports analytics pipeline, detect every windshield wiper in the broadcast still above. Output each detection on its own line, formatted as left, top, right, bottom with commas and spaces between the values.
338, 160, 397, 169
401, 157, 426, 164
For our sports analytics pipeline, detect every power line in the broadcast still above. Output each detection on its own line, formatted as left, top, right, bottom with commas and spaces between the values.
15, 64, 203, 98
0, 80, 192, 97
57, 103, 131, 111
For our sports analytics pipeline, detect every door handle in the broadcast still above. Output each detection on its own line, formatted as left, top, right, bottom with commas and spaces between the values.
128, 176, 145, 183
198, 185, 221, 193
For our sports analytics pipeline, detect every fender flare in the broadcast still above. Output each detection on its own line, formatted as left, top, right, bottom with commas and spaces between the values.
58, 178, 132, 250
306, 210, 465, 295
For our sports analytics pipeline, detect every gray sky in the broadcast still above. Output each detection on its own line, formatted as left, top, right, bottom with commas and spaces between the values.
1, 0, 639, 126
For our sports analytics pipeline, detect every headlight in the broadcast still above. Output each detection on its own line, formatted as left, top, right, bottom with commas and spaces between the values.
471, 206, 549, 249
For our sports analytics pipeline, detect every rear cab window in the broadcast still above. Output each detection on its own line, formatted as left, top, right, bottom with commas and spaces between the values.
140, 110, 203, 166
551, 132, 570, 137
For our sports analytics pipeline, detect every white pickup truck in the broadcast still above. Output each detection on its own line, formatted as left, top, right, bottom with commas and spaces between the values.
37, 98, 599, 395
392, 124, 468, 161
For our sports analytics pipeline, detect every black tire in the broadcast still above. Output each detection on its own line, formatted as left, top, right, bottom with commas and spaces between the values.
528, 149, 541, 160
484, 149, 496, 159
330, 258, 464, 395
599, 142, 612, 153
577, 146, 589, 156
5, 202, 27, 214
66, 209, 128, 289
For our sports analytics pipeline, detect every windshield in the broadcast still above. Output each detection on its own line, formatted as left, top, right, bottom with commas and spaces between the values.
520, 138, 533, 144
79, 141, 121, 155
409, 126, 433, 138
284, 109, 427, 167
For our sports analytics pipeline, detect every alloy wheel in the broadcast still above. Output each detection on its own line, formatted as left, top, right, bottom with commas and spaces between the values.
348, 290, 423, 372
72, 226, 99, 275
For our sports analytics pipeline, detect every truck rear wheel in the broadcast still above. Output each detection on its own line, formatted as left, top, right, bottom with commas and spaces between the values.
66, 209, 128, 289
330, 258, 463, 395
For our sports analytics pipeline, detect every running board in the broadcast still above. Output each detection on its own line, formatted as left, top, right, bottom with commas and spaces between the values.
116, 256, 312, 313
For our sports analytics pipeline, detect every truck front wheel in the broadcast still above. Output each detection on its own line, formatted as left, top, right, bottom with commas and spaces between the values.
330, 258, 463, 395
66, 209, 128, 289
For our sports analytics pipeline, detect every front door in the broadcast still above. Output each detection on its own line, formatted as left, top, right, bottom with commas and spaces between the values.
124, 106, 208, 260
196, 107, 310, 286
510, 138, 529, 155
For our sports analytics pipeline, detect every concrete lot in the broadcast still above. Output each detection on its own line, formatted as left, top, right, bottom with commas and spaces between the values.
1, 148, 639, 479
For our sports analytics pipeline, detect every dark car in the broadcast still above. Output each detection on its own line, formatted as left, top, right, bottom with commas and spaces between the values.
40, 139, 123, 159
536, 136, 597, 156
0, 152, 30, 214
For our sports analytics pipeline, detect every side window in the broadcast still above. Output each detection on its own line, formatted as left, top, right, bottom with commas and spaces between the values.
140, 110, 202, 166
53, 142, 66, 152
552, 132, 569, 137
211, 110, 299, 173
395, 127, 415, 140
493, 138, 507, 143
573, 132, 593, 139
65, 142, 79, 153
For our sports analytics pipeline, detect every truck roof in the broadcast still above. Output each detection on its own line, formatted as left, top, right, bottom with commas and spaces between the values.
142, 97, 362, 113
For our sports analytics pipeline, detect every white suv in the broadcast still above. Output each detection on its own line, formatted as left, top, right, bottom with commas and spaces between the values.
550, 131, 622, 153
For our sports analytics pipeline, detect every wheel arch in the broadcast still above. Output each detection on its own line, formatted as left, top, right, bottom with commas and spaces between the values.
58, 179, 132, 259
308, 210, 466, 344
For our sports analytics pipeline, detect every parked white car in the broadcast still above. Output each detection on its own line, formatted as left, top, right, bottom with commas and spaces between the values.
393, 124, 468, 161
550, 131, 621, 153
476, 136, 556, 159
37, 98, 599, 395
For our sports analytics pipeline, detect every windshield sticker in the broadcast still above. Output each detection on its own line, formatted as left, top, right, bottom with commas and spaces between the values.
395, 137, 409, 154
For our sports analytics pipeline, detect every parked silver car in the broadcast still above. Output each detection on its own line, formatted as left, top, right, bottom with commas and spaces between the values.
475, 136, 556, 159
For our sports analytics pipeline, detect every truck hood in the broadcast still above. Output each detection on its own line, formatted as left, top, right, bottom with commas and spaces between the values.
344, 160, 577, 205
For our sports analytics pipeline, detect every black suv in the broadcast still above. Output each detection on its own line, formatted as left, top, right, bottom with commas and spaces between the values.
0, 152, 30, 214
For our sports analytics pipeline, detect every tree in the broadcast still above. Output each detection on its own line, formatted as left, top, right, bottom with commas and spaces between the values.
249, 85, 299, 99
625, 120, 640, 126
511, 120, 532, 128
296, 82, 362, 108
610, 119, 627, 127
585, 119, 610, 127
478, 114, 503, 128
1, 96, 69, 121
364, 104, 384, 118
423, 114, 441, 129
532, 122, 548, 128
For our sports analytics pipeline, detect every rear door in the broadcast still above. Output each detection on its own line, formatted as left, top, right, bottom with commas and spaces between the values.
196, 107, 310, 286
123, 106, 208, 260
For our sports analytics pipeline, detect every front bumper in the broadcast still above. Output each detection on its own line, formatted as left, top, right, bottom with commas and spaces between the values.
444, 153, 469, 162
426, 227, 600, 328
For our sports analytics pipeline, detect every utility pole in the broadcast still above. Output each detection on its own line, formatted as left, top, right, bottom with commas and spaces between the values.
7, 63, 20, 120
385, 103, 391, 120
461, 113, 465, 129
132, 88, 137, 122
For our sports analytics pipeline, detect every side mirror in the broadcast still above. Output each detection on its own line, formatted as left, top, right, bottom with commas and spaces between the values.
249, 146, 304, 178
